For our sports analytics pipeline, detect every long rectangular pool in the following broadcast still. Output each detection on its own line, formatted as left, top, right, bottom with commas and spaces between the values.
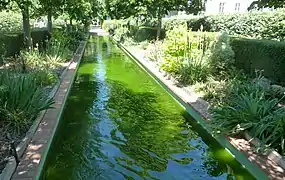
40, 36, 254, 180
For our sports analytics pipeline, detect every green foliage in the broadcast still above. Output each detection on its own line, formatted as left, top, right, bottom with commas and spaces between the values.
231, 37, 285, 85
208, 32, 235, 75
52, 28, 85, 52
0, 30, 50, 58
0, 11, 22, 33
162, 9, 285, 41
161, 25, 213, 78
113, 27, 129, 42
178, 56, 209, 85
249, 0, 285, 9
210, 78, 285, 155
0, 71, 54, 137
102, 20, 123, 32
145, 40, 164, 62
194, 70, 248, 106
134, 27, 165, 42
30, 70, 58, 87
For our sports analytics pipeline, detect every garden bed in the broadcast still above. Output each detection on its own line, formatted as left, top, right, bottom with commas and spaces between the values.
11, 37, 88, 180
0, 59, 71, 179
116, 39, 285, 180
0, 27, 87, 179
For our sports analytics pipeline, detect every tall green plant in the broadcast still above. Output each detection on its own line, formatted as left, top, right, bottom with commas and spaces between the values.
211, 78, 285, 155
0, 71, 54, 137
161, 25, 211, 84
208, 32, 235, 75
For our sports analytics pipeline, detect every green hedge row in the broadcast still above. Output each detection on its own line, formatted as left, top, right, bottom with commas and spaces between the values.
0, 30, 51, 57
163, 10, 285, 41
134, 27, 165, 42
0, 11, 22, 34
231, 37, 285, 85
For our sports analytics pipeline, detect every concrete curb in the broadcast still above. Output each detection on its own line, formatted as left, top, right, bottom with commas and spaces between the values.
244, 132, 285, 170
0, 158, 16, 180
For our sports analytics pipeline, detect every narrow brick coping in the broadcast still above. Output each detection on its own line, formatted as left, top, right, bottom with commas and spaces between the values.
10, 38, 88, 180
112, 39, 285, 180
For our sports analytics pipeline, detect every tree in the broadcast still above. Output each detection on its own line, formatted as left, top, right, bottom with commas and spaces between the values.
2, 0, 39, 48
141, 0, 188, 38
248, 0, 285, 9
37, 0, 64, 33
186, 0, 205, 15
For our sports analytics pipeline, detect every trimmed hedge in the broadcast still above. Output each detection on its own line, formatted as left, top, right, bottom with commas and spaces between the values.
0, 11, 22, 34
231, 37, 285, 85
134, 27, 165, 42
0, 30, 51, 57
162, 9, 285, 41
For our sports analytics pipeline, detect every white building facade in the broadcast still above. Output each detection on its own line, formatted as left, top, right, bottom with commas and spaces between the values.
205, 0, 254, 14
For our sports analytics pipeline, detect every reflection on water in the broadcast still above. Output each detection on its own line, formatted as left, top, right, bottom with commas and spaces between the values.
41, 36, 254, 180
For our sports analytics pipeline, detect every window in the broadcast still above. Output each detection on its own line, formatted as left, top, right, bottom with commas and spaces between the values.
219, 2, 225, 12
235, 3, 241, 12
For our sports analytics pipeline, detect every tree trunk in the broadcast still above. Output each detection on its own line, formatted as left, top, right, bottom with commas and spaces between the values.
22, 7, 32, 49
69, 18, 73, 31
47, 9, 52, 33
156, 15, 162, 40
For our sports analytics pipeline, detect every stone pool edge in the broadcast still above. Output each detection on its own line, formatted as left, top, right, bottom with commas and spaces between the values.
10, 36, 89, 180
112, 38, 269, 180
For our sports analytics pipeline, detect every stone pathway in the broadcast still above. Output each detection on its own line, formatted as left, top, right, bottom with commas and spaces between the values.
11, 40, 88, 180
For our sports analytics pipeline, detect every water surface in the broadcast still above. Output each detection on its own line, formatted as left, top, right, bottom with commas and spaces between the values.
42, 36, 254, 180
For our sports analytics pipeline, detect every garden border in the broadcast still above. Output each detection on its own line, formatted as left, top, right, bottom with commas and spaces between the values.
111, 37, 272, 180
7, 35, 88, 180
0, 55, 73, 180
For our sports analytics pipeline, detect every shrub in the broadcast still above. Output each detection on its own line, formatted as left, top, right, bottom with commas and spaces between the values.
0, 11, 22, 34
114, 27, 130, 42
102, 20, 126, 32
0, 71, 54, 137
177, 56, 209, 85
30, 70, 58, 87
231, 37, 285, 85
208, 32, 235, 75
161, 25, 213, 76
0, 30, 51, 58
160, 9, 285, 41
134, 27, 165, 42
145, 40, 164, 63
211, 78, 285, 155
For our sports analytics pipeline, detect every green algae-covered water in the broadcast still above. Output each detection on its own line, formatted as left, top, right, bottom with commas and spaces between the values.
41, 36, 254, 180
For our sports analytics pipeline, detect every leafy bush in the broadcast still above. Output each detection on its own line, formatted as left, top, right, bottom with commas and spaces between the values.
161, 25, 213, 77
208, 32, 235, 75
134, 27, 165, 42
178, 56, 209, 85
113, 27, 130, 42
211, 77, 285, 155
0, 30, 50, 59
0, 71, 53, 137
145, 40, 164, 63
20, 50, 64, 72
231, 37, 285, 85
30, 70, 58, 87
194, 69, 248, 105
162, 9, 285, 41
0, 11, 22, 34
102, 20, 125, 32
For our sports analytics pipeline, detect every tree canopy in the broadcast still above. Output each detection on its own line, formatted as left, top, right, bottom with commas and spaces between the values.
249, 0, 285, 9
